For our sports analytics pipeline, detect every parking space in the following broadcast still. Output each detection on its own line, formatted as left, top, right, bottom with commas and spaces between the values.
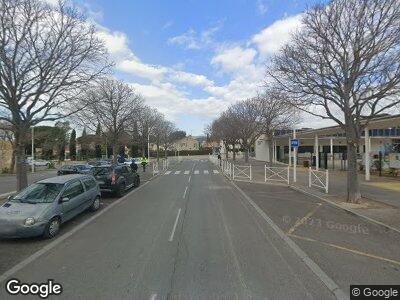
235, 181, 400, 292
0, 168, 156, 274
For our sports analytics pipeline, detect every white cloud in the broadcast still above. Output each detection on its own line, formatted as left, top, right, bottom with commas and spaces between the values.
252, 14, 302, 57
211, 46, 258, 74
170, 71, 214, 87
167, 29, 201, 50
117, 59, 168, 80
162, 21, 174, 30
256, 0, 268, 15
97, 30, 132, 58
167, 24, 222, 50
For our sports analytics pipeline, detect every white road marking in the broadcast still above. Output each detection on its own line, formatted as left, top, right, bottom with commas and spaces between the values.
150, 293, 157, 300
213, 170, 219, 174
194, 170, 199, 174
165, 171, 171, 175
169, 209, 182, 242
184, 170, 190, 175
183, 186, 188, 198
188, 176, 191, 183
204, 170, 209, 174
175, 171, 181, 175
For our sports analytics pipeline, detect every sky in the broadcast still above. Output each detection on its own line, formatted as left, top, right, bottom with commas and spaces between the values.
67, 0, 327, 135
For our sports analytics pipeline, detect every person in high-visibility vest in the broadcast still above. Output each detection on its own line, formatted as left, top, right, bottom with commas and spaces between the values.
141, 156, 148, 172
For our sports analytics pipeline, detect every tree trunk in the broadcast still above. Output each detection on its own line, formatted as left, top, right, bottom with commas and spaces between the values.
112, 144, 118, 161
156, 143, 160, 163
225, 144, 229, 159
268, 134, 274, 166
346, 141, 361, 203
244, 145, 249, 163
15, 130, 28, 191
9, 149, 16, 173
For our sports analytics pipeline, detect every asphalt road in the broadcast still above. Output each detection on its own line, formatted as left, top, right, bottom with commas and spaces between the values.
0, 158, 398, 299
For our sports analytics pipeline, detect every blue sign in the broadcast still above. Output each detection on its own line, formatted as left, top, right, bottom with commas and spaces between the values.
291, 139, 300, 148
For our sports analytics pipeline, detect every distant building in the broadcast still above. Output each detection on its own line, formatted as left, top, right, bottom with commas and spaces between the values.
174, 136, 200, 151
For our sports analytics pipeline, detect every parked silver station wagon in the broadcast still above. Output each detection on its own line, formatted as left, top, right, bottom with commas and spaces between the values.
0, 174, 101, 239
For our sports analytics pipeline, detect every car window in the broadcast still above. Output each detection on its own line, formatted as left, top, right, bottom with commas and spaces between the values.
83, 178, 97, 190
62, 180, 85, 199
92, 167, 112, 176
11, 183, 64, 204
115, 166, 123, 175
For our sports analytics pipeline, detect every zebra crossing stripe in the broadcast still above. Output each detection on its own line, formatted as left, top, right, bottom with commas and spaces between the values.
204, 170, 209, 174
213, 170, 219, 174
184, 170, 190, 175
175, 171, 181, 175
165, 171, 171, 175
194, 170, 199, 174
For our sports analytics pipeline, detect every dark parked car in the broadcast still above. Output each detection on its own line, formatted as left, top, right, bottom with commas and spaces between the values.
57, 164, 92, 176
91, 165, 140, 196
0, 174, 100, 239
87, 159, 112, 167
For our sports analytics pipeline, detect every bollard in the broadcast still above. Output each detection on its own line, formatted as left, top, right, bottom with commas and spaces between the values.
325, 169, 329, 193
308, 167, 312, 188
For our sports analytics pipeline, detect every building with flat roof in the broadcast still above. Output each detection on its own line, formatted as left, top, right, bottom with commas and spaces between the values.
255, 114, 400, 181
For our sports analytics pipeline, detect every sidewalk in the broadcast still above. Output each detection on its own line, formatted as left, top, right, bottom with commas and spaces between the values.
217, 157, 400, 231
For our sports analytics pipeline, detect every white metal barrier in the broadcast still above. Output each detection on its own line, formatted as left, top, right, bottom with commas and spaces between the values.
161, 159, 168, 171
233, 165, 252, 181
265, 166, 290, 185
309, 167, 329, 193
152, 162, 159, 176
222, 161, 232, 178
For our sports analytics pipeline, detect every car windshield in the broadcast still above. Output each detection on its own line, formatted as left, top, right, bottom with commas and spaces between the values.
11, 183, 64, 204
76, 165, 87, 170
91, 167, 112, 176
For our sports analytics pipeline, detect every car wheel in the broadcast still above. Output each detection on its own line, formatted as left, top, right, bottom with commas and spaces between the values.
90, 197, 100, 212
115, 183, 125, 197
43, 217, 61, 239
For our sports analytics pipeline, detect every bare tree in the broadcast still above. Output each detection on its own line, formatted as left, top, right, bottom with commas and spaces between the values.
159, 121, 176, 158
133, 107, 163, 158
259, 90, 299, 165
210, 112, 240, 160
151, 113, 169, 161
228, 98, 267, 162
75, 78, 143, 158
0, 0, 110, 190
269, 0, 400, 202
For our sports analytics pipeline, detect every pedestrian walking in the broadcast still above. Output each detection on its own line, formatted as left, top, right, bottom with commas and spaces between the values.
141, 156, 148, 172
131, 159, 138, 173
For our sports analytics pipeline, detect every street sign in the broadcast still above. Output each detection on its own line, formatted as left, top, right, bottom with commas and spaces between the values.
291, 139, 300, 148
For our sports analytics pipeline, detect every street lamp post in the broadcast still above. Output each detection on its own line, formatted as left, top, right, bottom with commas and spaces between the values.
147, 131, 150, 159
31, 126, 35, 173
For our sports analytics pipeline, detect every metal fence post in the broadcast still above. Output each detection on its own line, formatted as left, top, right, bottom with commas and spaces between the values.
287, 166, 290, 185
264, 165, 267, 182
325, 170, 329, 193
308, 167, 312, 188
